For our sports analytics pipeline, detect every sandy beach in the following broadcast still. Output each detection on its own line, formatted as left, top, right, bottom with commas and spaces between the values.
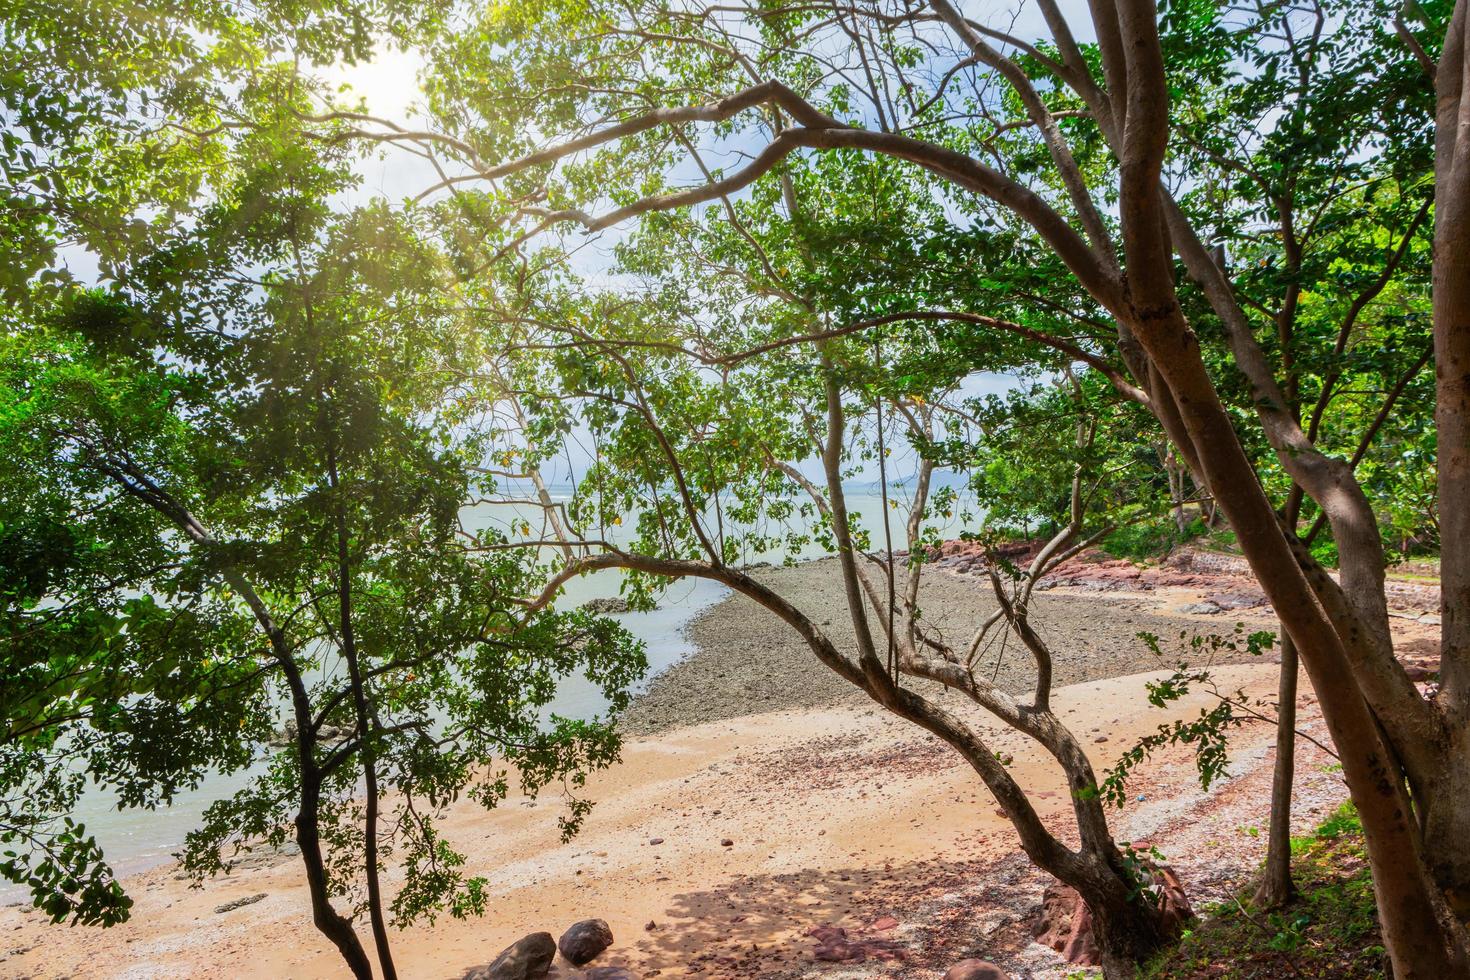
2, 561, 1438, 979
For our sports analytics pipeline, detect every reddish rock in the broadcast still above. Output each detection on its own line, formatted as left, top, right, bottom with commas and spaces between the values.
1152, 863, 1194, 933
1032, 883, 1100, 966
813, 943, 866, 963
805, 923, 907, 964
805, 924, 849, 945
869, 915, 899, 931
944, 959, 1010, 980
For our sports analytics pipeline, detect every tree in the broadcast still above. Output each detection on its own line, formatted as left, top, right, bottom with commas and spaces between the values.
429, 163, 1232, 970
304, 0, 1470, 973
1160, 2, 1439, 905
0, 72, 644, 980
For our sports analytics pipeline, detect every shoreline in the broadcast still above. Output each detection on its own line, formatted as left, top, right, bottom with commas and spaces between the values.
0, 661, 1324, 980
1, 554, 1441, 978
619, 555, 1280, 735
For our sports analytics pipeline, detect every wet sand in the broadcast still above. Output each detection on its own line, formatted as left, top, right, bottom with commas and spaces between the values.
621, 558, 1277, 733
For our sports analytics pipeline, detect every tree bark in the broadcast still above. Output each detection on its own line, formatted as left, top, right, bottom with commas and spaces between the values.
296, 765, 375, 980
1109, 3, 1464, 971
94, 467, 378, 977
1254, 632, 1298, 908
328, 442, 398, 980
539, 545, 1177, 975
1421, 0, 1470, 913
434, 0, 1470, 959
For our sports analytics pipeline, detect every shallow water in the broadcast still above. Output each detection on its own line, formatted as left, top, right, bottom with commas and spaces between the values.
48, 573, 728, 884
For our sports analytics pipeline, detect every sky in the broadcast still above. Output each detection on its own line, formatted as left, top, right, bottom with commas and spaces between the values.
308, 1, 1099, 482
56, 2, 1097, 484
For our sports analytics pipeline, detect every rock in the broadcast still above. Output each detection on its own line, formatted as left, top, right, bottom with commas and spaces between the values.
464, 932, 556, 980
581, 597, 634, 614
559, 919, 614, 966
720, 839, 733, 847
267, 719, 353, 749
648, 837, 664, 845
575, 969, 639, 980
1150, 862, 1194, 935
813, 943, 866, 962
1207, 590, 1266, 610
1094, 736, 1109, 743
805, 923, 907, 964
1033, 883, 1100, 966
869, 915, 899, 931
1179, 601, 1222, 615
944, 960, 1010, 980
213, 893, 267, 914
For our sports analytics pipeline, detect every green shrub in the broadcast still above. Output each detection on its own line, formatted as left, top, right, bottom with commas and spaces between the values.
1144, 803, 1385, 978
1101, 517, 1208, 561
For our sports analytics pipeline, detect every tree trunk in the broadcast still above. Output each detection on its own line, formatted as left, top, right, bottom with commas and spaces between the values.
1418, 725, 1470, 916
1255, 632, 1298, 908
1131, 337, 1464, 975
297, 768, 375, 979
329, 446, 398, 980
1423, 0, 1470, 915
1108, 6, 1464, 968
1089, 882, 1173, 980
822, 367, 1180, 973
1163, 448, 1188, 536
926, 712, 1178, 979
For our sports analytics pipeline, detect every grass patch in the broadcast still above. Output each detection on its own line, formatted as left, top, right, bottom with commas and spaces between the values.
1143, 803, 1385, 978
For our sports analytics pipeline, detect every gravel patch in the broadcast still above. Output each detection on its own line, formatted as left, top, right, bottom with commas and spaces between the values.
621, 558, 1275, 735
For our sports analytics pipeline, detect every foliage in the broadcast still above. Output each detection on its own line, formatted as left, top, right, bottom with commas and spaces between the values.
2, 0, 1460, 969
1144, 804, 1386, 979
1101, 627, 1277, 808
0, 53, 645, 946
1101, 517, 1209, 562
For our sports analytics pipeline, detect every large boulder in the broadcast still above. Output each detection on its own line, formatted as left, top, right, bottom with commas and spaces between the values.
943, 960, 1010, 980
463, 931, 556, 980
559, 919, 614, 966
